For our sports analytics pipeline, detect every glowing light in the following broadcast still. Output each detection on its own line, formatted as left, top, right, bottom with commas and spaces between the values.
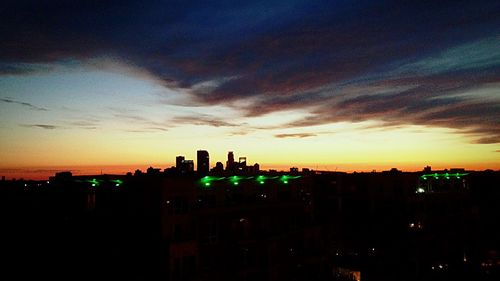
416, 187, 425, 193
87, 178, 100, 187
230, 176, 241, 186
110, 179, 123, 187
421, 172, 468, 180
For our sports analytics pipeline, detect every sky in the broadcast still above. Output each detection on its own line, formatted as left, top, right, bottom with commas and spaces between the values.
1, 0, 499, 179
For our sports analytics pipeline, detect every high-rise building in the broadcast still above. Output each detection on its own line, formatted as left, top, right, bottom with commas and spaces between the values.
197, 150, 209, 174
238, 157, 247, 172
213, 162, 224, 173
238, 157, 247, 165
176, 156, 185, 169
180, 160, 194, 173
254, 163, 260, 172
226, 151, 235, 171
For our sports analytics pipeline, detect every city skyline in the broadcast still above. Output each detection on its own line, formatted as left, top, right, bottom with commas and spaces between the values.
1, 1, 500, 179
0, 148, 495, 181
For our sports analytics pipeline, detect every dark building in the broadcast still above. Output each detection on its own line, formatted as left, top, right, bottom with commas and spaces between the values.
180, 160, 194, 173
246, 163, 259, 173
212, 162, 224, 173
238, 157, 247, 172
176, 156, 185, 169
2, 167, 500, 281
147, 166, 161, 175
197, 150, 209, 174
226, 151, 235, 171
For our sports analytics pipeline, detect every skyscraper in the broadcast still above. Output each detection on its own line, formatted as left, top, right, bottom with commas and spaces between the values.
176, 156, 185, 169
197, 150, 209, 174
226, 151, 235, 171
180, 159, 194, 173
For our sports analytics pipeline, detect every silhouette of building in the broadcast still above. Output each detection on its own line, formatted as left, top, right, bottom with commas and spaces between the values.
3, 161, 500, 281
179, 160, 194, 173
246, 163, 259, 173
238, 157, 247, 172
176, 156, 185, 169
212, 162, 224, 173
197, 150, 209, 174
226, 151, 235, 171
253, 163, 259, 172
147, 166, 161, 175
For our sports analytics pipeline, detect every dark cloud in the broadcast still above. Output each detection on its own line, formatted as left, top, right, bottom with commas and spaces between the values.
171, 115, 241, 127
112, 112, 151, 122
228, 130, 252, 136
274, 133, 317, 139
110, 110, 170, 131
21, 124, 59, 130
123, 127, 168, 133
0, 62, 55, 75
68, 121, 99, 130
1, 1, 500, 142
283, 82, 500, 143
1, 97, 48, 111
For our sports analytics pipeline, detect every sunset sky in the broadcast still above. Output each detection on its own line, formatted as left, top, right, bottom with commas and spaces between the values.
1, 0, 499, 179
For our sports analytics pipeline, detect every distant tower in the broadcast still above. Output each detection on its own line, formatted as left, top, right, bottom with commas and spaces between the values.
197, 150, 210, 174
226, 151, 235, 171
180, 160, 194, 173
215, 162, 224, 171
239, 157, 247, 165
238, 157, 247, 171
253, 163, 260, 173
176, 156, 185, 169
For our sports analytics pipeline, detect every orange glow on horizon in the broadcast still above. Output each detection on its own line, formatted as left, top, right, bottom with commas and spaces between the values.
2, 161, 499, 181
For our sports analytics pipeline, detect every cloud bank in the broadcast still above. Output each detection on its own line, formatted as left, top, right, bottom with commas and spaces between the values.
1, 0, 499, 142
